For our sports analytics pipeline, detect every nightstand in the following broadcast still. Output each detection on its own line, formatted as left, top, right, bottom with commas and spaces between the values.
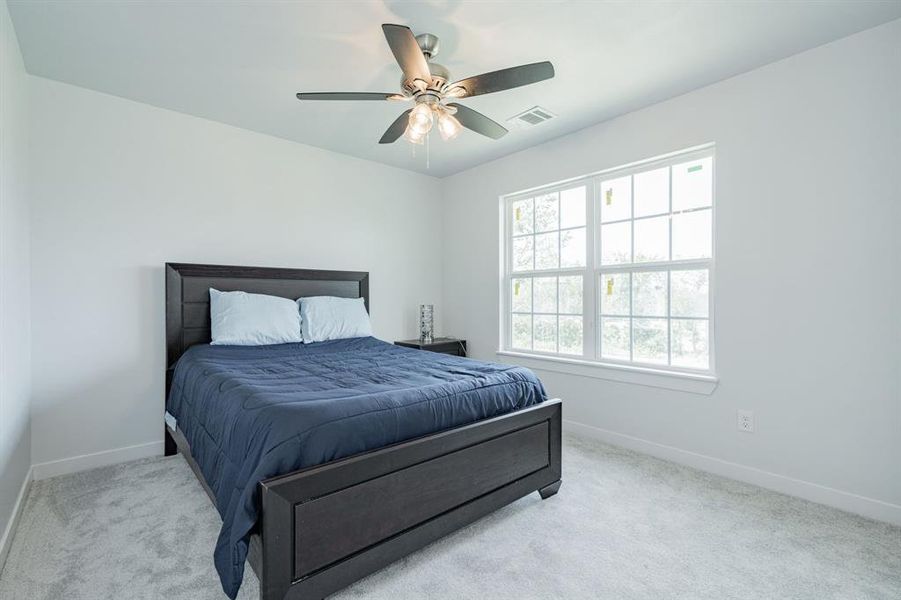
395, 337, 467, 357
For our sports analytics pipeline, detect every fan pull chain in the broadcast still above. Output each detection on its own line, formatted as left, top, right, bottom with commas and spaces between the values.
426, 131, 430, 170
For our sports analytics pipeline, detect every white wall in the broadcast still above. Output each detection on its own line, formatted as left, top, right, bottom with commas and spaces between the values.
0, 0, 32, 550
11, 13, 901, 525
27, 77, 443, 468
442, 20, 901, 518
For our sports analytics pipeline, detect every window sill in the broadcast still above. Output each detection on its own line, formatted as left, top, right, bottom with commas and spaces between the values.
495, 351, 718, 395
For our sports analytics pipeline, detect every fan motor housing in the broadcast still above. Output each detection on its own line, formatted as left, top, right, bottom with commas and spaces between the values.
401, 62, 449, 94
400, 33, 449, 95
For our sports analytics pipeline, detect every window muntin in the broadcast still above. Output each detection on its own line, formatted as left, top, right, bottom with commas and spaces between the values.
598, 267, 710, 369
510, 274, 584, 355
503, 148, 714, 374
511, 186, 587, 273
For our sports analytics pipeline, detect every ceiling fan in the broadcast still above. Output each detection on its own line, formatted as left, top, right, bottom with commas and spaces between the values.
296, 24, 555, 145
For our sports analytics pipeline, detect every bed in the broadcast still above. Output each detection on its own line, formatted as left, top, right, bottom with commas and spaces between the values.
164, 263, 562, 600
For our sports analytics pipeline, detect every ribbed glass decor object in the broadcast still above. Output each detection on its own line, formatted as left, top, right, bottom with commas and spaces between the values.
419, 304, 434, 343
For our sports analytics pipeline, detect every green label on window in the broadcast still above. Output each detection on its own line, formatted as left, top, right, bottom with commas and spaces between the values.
605, 188, 613, 205
688, 164, 702, 173
514, 281, 521, 295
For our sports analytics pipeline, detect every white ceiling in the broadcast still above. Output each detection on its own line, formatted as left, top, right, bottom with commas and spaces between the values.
9, 1, 901, 177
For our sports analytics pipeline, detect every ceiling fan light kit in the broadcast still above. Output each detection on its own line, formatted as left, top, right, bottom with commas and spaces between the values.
296, 24, 555, 146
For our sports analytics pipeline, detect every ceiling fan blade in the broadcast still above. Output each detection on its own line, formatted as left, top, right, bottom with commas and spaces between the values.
379, 109, 413, 144
382, 24, 431, 84
446, 103, 508, 140
446, 61, 555, 98
296, 92, 399, 101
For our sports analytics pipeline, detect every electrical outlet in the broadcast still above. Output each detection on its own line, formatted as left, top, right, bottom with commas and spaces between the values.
737, 409, 754, 433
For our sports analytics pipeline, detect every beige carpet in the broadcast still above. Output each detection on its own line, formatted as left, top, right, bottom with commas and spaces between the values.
1, 433, 899, 599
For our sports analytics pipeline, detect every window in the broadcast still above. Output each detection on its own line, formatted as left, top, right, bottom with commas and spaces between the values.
502, 146, 714, 375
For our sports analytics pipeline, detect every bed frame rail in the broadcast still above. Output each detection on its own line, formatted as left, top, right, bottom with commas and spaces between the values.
258, 399, 562, 600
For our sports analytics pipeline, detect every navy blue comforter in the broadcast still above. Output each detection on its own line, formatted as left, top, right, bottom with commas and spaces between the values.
166, 336, 546, 598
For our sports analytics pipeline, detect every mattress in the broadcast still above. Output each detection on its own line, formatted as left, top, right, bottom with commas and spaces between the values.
165, 336, 547, 599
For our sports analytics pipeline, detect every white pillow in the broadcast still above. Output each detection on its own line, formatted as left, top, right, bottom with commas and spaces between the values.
297, 296, 372, 343
209, 289, 303, 346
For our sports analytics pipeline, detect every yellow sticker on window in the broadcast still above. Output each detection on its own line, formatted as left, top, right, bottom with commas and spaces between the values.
605, 188, 613, 206
514, 281, 521, 295
606, 278, 614, 295
515, 206, 521, 221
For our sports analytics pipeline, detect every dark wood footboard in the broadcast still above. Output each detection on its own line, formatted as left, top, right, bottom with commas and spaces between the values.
258, 399, 562, 600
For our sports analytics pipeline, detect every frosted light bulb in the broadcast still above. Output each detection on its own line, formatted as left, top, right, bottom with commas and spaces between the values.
437, 110, 461, 141
408, 103, 434, 135
403, 124, 426, 145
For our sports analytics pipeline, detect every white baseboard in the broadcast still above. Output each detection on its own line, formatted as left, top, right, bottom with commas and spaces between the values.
0, 466, 33, 576
32, 440, 164, 481
563, 419, 901, 526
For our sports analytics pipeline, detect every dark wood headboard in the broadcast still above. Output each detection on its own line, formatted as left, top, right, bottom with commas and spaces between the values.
163, 262, 369, 455
165, 261, 369, 380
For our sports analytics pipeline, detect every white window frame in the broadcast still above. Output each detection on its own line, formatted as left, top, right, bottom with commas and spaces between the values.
499, 144, 717, 389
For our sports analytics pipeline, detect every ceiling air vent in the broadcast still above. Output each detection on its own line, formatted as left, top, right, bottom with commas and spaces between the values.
507, 106, 556, 128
